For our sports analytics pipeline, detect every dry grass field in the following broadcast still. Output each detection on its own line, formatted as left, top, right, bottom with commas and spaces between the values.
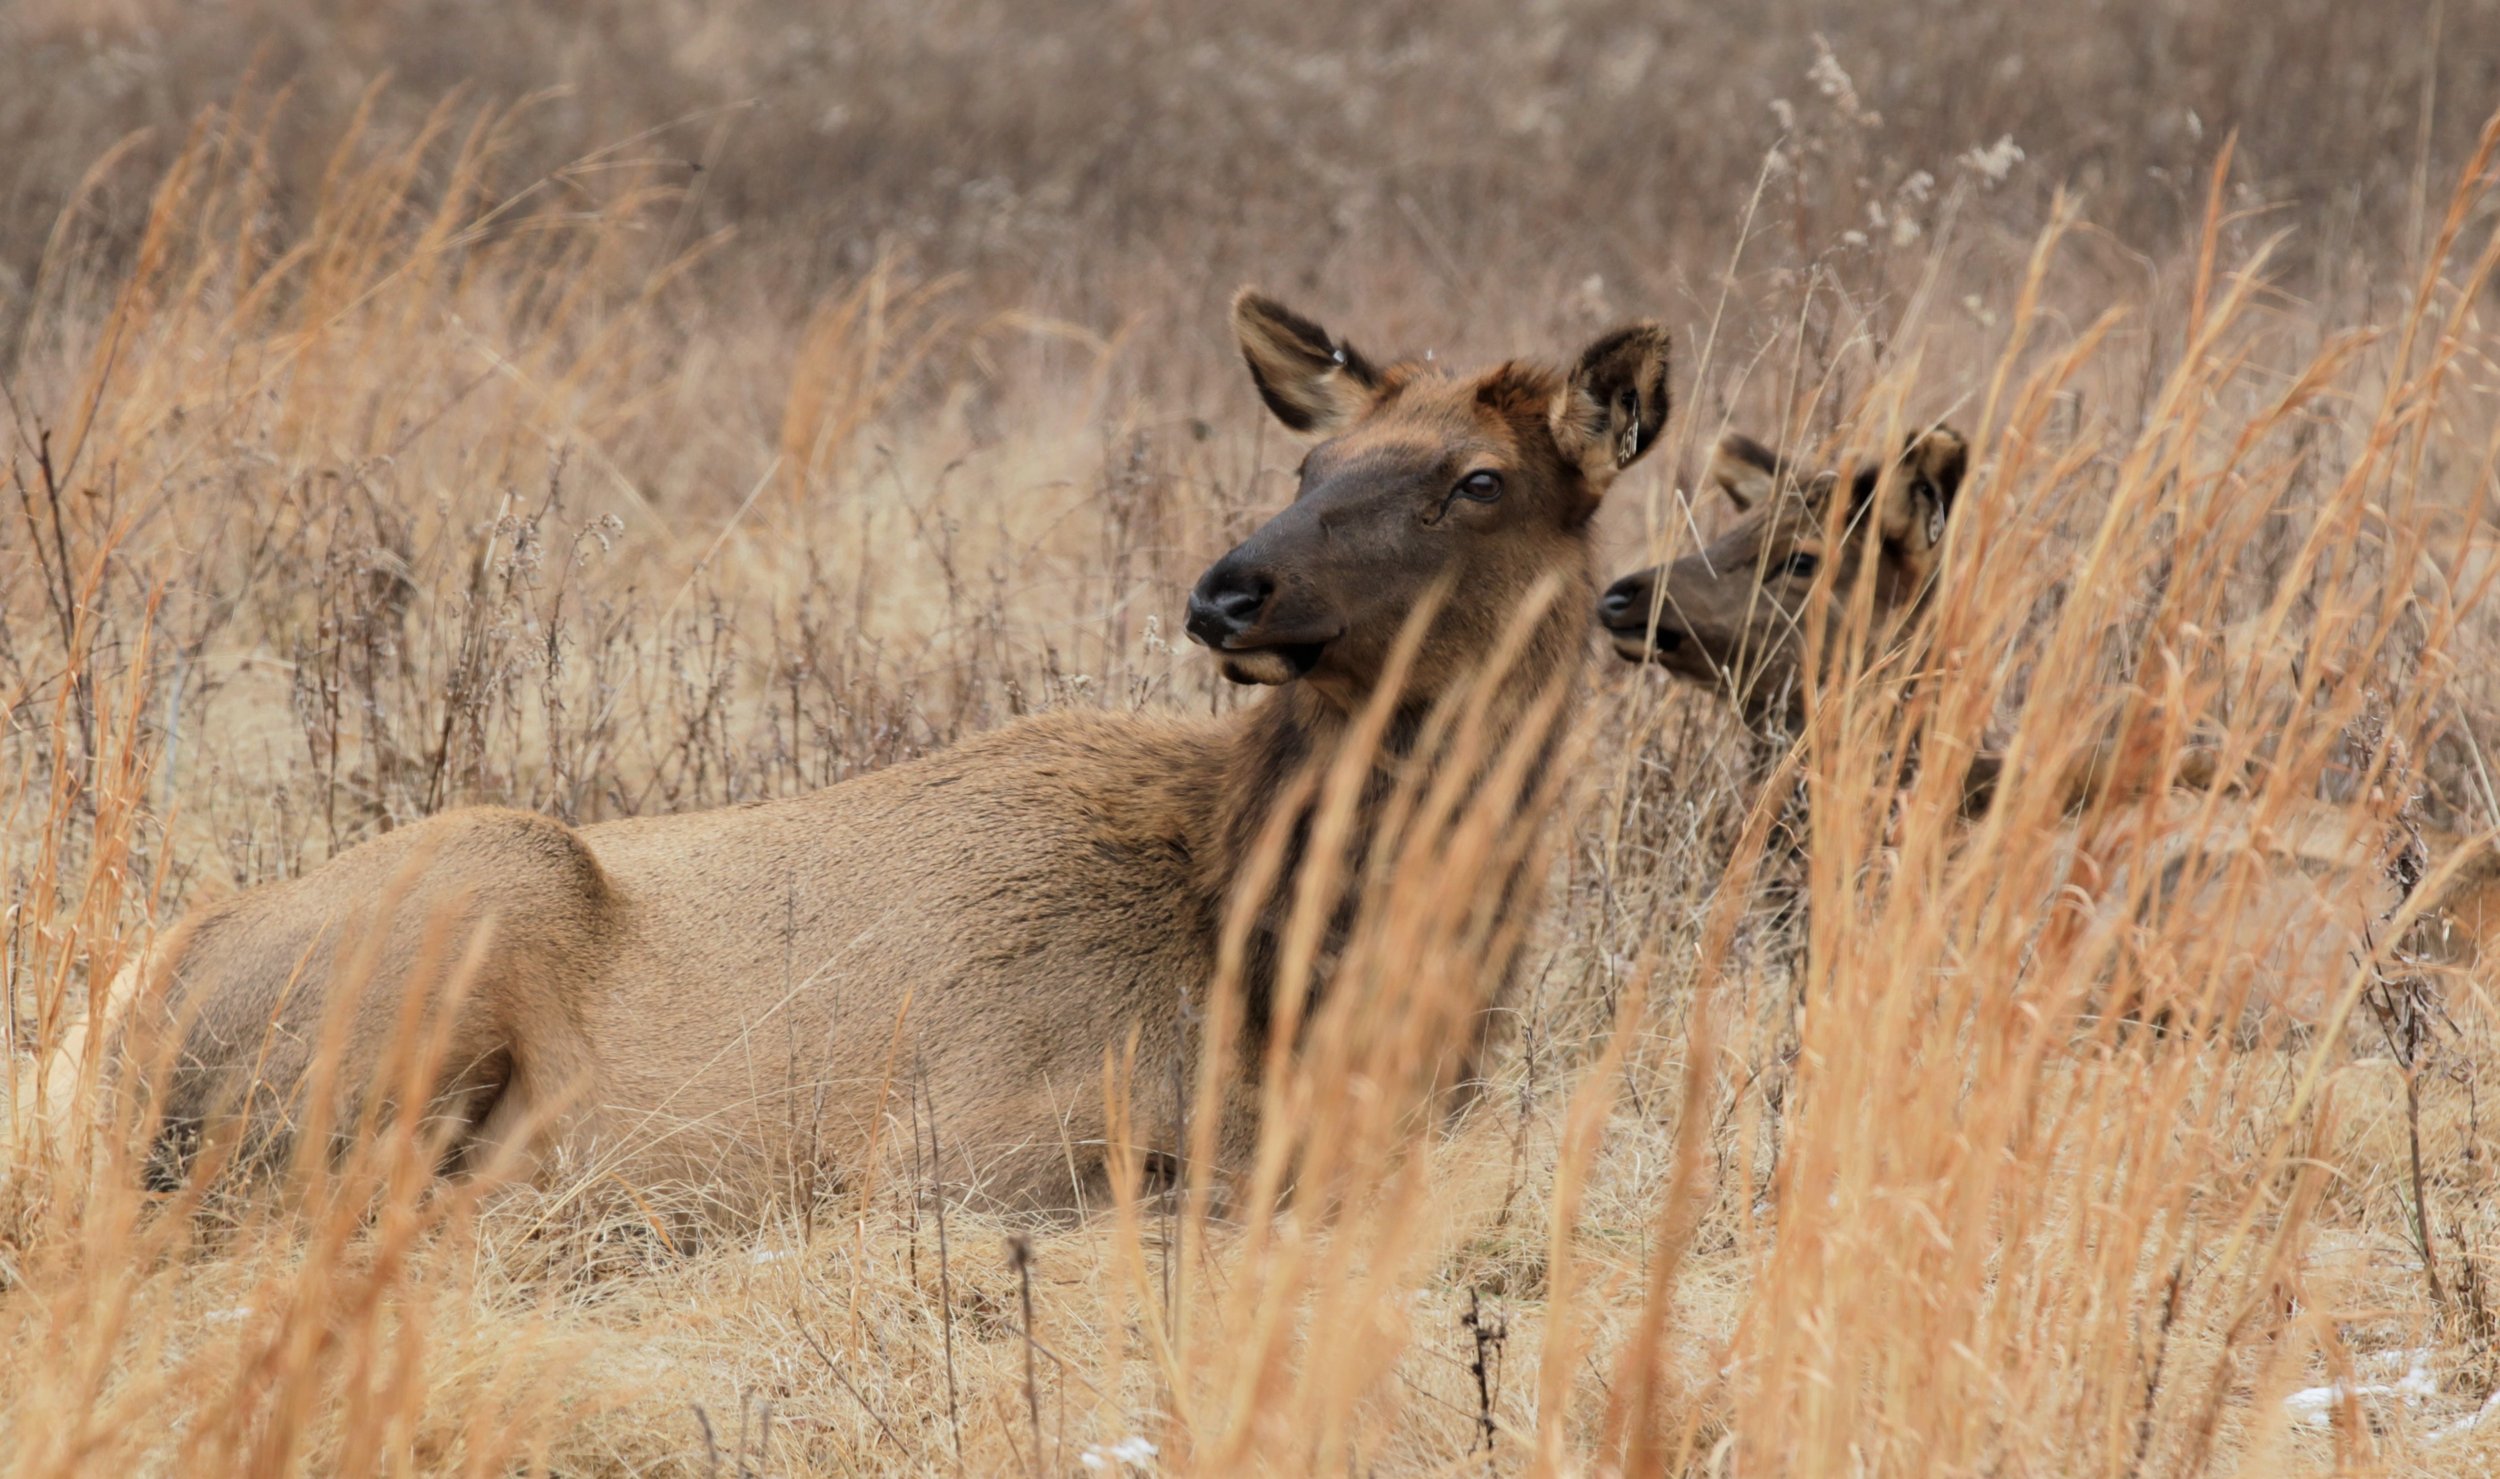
7, 1, 2500, 1473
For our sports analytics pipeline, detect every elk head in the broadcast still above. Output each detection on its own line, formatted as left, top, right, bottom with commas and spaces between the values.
1598, 427, 1968, 727
1190, 290, 1672, 712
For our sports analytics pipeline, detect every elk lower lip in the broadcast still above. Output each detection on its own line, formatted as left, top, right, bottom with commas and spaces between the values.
1275, 641, 1326, 674
1214, 640, 1329, 685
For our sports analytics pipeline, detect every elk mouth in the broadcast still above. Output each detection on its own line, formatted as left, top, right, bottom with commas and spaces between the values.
1214, 637, 1333, 686
1605, 621, 1684, 665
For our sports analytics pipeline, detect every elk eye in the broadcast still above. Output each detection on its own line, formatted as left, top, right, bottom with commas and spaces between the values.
1453, 470, 1505, 502
1781, 551, 1822, 580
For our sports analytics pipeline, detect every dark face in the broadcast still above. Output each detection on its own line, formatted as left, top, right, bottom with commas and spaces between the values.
1598, 429, 1967, 727
1189, 293, 1672, 709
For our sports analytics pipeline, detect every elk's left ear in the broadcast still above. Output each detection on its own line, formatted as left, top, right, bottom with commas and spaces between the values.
1550, 323, 1671, 499
1873, 426, 1970, 550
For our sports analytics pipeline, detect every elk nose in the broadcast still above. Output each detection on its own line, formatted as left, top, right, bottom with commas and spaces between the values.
1600, 575, 1683, 653
1185, 561, 1274, 648
1598, 575, 1649, 628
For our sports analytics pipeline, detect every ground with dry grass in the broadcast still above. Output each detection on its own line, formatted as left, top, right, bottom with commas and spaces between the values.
6, 3, 2500, 1474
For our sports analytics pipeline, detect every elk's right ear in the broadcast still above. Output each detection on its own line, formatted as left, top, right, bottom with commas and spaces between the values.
1707, 433, 1783, 511
1231, 289, 1383, 436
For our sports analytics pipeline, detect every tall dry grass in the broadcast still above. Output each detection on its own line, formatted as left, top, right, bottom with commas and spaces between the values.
5, 4, 2500, 1474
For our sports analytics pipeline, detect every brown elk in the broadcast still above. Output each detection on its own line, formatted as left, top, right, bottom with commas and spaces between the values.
34, 291, 1669, 1218
1596, 425, 2500, 1030
1598, 426, 1968, 734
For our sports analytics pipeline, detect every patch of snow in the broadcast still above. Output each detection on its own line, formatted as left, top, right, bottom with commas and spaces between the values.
1079, 1435, 1158, 1470
2432, 1387, 2500, 1445
2283, 1349, 2437, 1427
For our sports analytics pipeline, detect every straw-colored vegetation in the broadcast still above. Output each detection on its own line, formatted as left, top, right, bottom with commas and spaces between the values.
6, 2, 2500, 1473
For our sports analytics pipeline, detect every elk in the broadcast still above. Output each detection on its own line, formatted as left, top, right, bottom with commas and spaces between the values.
1598, 426, 1968, 737
29, 292, 1669, 1218
1595, 427, 1970, 936
1597, 426, 2500, 1031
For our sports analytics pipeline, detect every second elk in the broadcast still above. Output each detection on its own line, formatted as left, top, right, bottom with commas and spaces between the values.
1598, 425, 2499, 1042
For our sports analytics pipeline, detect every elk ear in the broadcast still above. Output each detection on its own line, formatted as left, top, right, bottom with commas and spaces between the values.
1231, 289, 1384, 436
1873, 426, 1971, 549
1550, 322, 1671, 496
1707, 432, 1783, 511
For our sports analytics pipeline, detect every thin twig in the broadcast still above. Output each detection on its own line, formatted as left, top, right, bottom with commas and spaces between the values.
692, 1404, 721, 1479
797, 1323, 911, 1456
1009, 1234, 1045, 1475
1463, 1289, 1506, 1458
925, 1073, 964, 1471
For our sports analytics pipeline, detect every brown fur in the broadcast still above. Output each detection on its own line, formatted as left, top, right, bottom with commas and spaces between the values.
102, 291, 1671, 1218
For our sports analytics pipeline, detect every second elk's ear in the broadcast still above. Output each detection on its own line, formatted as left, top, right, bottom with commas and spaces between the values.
1706, 432, 1784, 512
1231, 289, 1385, 436
1873, 426, 1971, 549
1549, 322, 1671, 506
